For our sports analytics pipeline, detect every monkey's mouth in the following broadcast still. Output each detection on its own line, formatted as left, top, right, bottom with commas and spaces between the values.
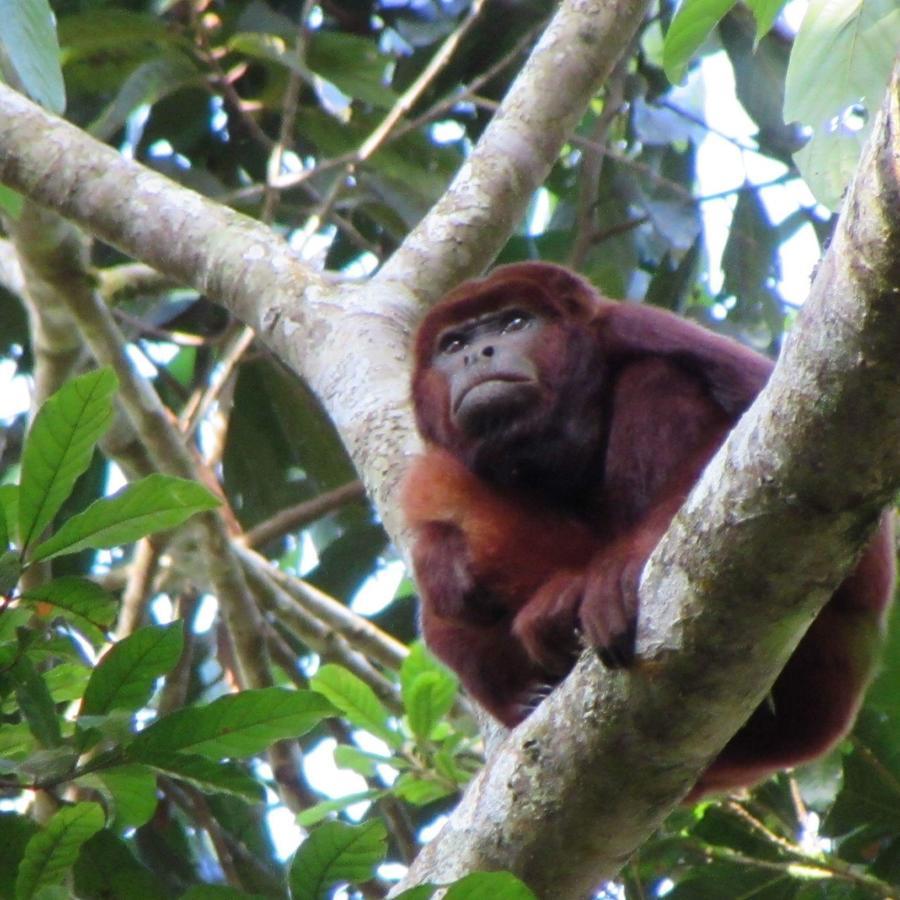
453, 376, 540, 435
453, 375, 533, 414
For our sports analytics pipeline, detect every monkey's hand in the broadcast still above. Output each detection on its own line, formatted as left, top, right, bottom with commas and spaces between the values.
578, 542, 653, 669
512, 572, 585, 677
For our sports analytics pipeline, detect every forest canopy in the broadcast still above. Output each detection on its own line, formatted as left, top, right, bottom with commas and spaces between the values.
0, 1, 898, 898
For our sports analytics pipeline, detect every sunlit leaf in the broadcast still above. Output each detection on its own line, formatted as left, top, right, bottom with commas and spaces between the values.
129, 688, 334, 760
18, 368, 116, 554
662, 0, 738, 83
295, 790, 383, 828
30, 474, 219, 562
311, 664, 400, 748
785, 0, 900, 209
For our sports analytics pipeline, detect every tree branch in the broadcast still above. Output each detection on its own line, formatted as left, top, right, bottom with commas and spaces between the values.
378, 0, 648, 297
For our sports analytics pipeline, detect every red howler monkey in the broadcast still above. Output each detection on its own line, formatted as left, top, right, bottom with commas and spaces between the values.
402, 261, 895, 797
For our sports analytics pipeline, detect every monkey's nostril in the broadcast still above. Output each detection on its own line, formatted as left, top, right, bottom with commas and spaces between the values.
483, 346, 494, 357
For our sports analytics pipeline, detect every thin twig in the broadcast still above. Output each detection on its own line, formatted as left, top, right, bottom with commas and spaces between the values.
180, 323, 255, 440
243, 481, 368, 548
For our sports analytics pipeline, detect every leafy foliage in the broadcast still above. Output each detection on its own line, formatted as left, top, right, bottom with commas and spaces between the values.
0, 0, 896, 898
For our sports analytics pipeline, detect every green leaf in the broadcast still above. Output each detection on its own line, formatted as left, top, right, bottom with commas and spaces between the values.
0, 813, 38, 899
0, 549, 22, 596
785, 0, 900, 209
405, 672, 457, 741
73, 830, 166, 900
307, 31, 396, 108
129, 688, 334, 760
311, 664, 400, 748
80, 622, 184, 718
444, 872, 538, 900
43, 663, 91, 704
20, 576, 118, 629
746, 0, 788, 41
288, 820, 387, 900
228, 32, 308, 76
0, 722, 35, 760
90, 766, 159, 831
295, 790, 383, 828
0, 184, 25, 219
391, 774, 454, 806
333, 744, 391, 778
30, 474, 219, 562
14, 802, 105, 899
400, 641, 450, 688
89, 51, 203, 141
11, 655, 61, 748
662, 0, 738, 83
18, 368, 117, 554
136, 752, 265, 802
0, 0, 66, 113
402, 645, 458, 740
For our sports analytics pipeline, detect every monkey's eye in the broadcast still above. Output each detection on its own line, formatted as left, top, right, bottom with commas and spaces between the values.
500, 310, 532, 333
438, 332, 467, 355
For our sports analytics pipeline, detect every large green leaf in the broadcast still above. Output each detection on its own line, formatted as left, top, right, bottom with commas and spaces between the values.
18, 368, 117, 554
288, 820, 387, 900
662, 0, 738, 83
404, 672, 457, 741
307, 30, 396, 108
0, 0, 65, 113
14, 802, 105, 899
785, 0, 900, 209
129, 688, 334, 760
80, 622, 184, 717
30, 474, 219, 562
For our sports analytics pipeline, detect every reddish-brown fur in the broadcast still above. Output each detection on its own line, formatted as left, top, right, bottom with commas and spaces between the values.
402, 261, 895, 796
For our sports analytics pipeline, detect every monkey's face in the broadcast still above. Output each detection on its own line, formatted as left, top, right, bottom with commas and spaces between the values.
430, 305, 545, 437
